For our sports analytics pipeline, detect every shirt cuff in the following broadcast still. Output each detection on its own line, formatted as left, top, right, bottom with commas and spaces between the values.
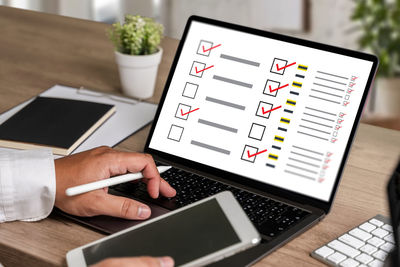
0, 149, 56, 222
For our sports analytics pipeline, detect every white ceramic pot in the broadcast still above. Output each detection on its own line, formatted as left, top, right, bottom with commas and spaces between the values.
114, 48, 163, 99
375, 77, 400, 116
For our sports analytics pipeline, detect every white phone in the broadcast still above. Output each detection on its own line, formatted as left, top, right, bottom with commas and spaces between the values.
66, 191, 261, 267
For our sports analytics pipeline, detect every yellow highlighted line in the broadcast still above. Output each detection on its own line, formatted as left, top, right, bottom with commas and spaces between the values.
280, 117, 290, 124
298, 65, 308, 71
292, 81, 302, 88
286, 99, 296, 106
268, 154, 278, 160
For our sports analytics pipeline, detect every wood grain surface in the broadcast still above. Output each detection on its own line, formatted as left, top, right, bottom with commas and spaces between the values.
0, 6, 399, 267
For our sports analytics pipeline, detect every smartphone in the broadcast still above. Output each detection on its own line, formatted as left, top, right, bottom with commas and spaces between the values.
66, 191, 261, 267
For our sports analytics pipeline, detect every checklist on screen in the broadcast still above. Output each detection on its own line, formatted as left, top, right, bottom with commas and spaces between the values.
149, 21, 374, 201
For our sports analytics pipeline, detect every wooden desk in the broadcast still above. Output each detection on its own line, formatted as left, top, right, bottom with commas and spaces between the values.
0, 6, 399, 267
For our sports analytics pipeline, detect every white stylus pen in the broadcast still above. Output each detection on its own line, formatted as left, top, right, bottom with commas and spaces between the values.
65, 166, 172, 197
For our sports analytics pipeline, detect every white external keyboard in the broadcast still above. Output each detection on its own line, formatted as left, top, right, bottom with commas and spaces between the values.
311, 215, 395, 267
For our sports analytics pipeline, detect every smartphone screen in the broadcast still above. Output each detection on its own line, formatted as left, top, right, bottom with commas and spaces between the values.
83, 198, 241, 265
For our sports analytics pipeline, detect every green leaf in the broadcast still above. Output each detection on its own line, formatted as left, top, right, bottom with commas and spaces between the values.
352, 0, 400, 77
351, 0, 368, 20
108, 14, 163, 55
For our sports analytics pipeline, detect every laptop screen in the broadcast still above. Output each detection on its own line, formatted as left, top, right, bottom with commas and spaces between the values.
149, 19, 376, 202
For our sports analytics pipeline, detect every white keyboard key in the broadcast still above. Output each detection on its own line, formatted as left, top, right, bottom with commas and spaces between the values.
339, 234, 365, 249
368, 259, 384, 267
311, 216, 392, 267
328, 240, 361, 258
367, 237, 385, 247
327, 252, 347, 264
372, 250, 388, 261
382, 224, 393, 232
380, 242, 395, 253
369, 218, 384, 227
371, 228, 388, 238
360, 222, 376, 233
384, 233, 394, 243
350, 228, 372, 241
314, 246, 334, 258
340, 258, 360, 267
360, 244, 378, 255
355, 253, 374, 264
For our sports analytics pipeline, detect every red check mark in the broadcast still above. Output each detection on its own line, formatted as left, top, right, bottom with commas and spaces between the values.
247, 149, 268, 158
202, 44, 221, 52
261, 105, 282, 115
276, 62, 296, 71
181, 108, 199, 116
195, 65, 214, 74
269, 83, 289, 93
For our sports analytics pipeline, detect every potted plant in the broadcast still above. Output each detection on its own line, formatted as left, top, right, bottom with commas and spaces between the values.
352, 0, 400, 116
109, 15, 163, 99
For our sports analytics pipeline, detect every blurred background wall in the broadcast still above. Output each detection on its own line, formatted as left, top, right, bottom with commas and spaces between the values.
1, 0, 399, 131
0, 0, 358, 47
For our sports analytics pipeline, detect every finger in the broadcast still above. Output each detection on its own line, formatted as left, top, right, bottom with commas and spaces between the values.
132, 155, 162, 199
91, 256, 174, 267
159, 178, 176, 198
92, 194, 151, 220
107, 152, 162, 198
142, 177, 176, 198
133, 256, 174, 267
111, 152, 160, 180
145, 174, 161, 199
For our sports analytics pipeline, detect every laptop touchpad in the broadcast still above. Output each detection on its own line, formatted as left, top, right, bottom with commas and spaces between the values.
56, 190, 170, 235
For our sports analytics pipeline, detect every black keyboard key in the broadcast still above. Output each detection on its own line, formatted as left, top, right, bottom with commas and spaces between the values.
257, 220, 280, 238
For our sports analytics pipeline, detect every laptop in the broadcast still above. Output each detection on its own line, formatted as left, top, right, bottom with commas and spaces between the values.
61, 16, 378, 266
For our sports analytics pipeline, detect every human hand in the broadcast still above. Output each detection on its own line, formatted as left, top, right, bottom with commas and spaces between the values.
54, 146, 176, 219
91, 256, 174, 267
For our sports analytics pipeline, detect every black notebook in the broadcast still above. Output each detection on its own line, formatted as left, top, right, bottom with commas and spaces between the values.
0, 96, 116, 155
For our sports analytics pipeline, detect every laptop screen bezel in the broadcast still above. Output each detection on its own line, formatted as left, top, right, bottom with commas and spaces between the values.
144, 15, 378, 214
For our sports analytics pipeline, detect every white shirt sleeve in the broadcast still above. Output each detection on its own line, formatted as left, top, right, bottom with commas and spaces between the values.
0, 149, 56, 222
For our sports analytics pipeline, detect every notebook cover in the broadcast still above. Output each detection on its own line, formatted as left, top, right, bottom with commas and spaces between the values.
0, 96, 115, 151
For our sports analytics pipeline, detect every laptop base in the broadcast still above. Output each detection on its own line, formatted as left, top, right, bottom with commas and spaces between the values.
57, 186, 323, 266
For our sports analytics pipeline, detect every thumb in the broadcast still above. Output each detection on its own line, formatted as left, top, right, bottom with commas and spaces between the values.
92, 194, 152, 220
91, 256, 174, 267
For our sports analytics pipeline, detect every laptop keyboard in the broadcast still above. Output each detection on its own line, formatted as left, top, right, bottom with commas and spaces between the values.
113, 167, 310, 239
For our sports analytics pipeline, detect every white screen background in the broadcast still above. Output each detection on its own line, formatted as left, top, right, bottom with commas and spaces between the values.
150, 21, 373, 201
